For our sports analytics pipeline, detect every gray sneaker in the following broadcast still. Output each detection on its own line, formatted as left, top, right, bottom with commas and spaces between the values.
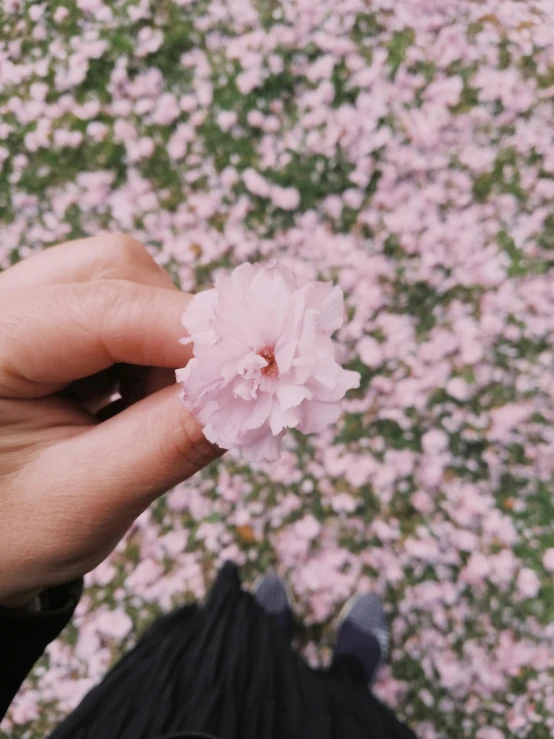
253, 572, 294, 643
333, 593, 389, 684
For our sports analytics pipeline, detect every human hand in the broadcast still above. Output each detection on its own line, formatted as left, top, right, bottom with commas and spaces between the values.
0, 235, 222, 607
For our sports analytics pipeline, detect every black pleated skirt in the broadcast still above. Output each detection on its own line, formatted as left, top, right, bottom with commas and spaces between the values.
49, 563, 417, 739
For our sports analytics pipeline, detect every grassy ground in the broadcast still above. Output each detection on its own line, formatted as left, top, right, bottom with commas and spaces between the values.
1, 1, 553, 737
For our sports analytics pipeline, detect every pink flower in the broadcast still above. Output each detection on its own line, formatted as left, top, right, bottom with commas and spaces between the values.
421, 429, 449, 455
217, 110, 237, 131
461, 551, 491, 585
176, 262, 360, 461
167, 123, 194, 160
342, 188, 364, 209
179, 94, 197, 112
476, 729, 505, 739
29, 4, 45, 20
9, 690, 40, 724
446, 377, 470, 401
94, 608, 133, 640
136, 27, 163, 57
489, 403, 533, 442
87, 560, 116, 586
127, 136, 155, 163
411, 490, 434, 514
77, 0, 104, 12
243, 168, 271, 198
126, 559, 162, 590
294, 514, 321, 540
516, 568, 541, 599
247, 110, 264, 127
270, 185, 300, 211
237, 69, 262, 94
543, 548, 554, 572
357, 335, 383, 367
330, 492, 358, 513
86, 121, 108, 142
150, 93, 180, 126
324, 195, 343, 219
54, 6, 69, 21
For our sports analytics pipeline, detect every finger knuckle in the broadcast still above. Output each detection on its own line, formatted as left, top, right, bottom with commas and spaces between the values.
90, 279, 144, 345
89, 278, 128, 315
107, 233, 148, 263
91, 234, 171, 288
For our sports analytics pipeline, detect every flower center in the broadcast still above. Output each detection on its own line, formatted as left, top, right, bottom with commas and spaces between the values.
258, 347, 278, 377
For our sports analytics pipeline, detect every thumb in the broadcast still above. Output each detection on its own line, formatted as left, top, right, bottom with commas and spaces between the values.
79, 384, 222, 507
33, 385, 222, 539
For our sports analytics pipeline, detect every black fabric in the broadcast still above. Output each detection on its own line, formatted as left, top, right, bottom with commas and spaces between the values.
0, 579, 83, 721
50, 563, 417, 739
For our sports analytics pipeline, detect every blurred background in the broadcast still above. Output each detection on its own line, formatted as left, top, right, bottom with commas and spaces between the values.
1, 1, 554, 737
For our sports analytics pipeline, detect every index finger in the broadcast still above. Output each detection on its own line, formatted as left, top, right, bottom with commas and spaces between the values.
0, 234, 175, 292
0, 280, 192, 398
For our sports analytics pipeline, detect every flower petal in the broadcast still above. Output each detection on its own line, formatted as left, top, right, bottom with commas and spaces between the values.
298, 400, 342, 434
233, 379, 258, 401
269, 399, 301, 434
181, 288, 218, 344
242, 429, 284, 463
244, 391, 273, 431
236, 351, 267, 378
276, 383, 313, 411
303, 282, 345, 333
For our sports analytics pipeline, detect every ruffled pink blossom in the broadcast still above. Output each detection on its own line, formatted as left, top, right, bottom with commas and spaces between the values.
177, 262, 360, 461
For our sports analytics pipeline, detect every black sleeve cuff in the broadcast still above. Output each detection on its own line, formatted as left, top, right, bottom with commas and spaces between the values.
0, 579, 83, 721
